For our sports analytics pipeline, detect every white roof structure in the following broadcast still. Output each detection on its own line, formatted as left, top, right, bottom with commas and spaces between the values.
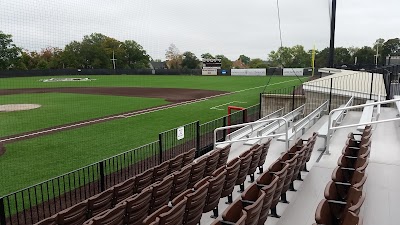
303, 69, 387, 100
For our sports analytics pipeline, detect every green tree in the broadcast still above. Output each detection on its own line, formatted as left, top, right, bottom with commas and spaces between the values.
122, 40, 150, 69
248, 58, 267, 68
334, 47, 352, 65
0, 31, 22, 69
268, 45, 309, 68
215, 54, 233, 69
201, 53, 214, 59
61, 41, 83, 68
165, 44, 182, 69
239, 55, 251, 65
181, 51, 200, 69
354, 46, 375, 64
381, 38, 400, 58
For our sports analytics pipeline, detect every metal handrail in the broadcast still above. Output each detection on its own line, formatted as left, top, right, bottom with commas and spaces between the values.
325, 98, 400, 154
214, 117, 289, 150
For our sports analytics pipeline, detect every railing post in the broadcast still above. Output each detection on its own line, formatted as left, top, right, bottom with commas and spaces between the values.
99, 161, 105, 192
222, 117, 227, 141
292, 86, 296, 111
329, 78, 333, 112
259, 93, 263, 119
196, 121, 200, 152
0, 197, 6, 225
242, 109, 247, 123
370, 72, 374, 100
158, 133, 163, 164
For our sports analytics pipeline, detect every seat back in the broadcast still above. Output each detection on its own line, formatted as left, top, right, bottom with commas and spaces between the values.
150, 175, 174, 213
221, 158, 241, 198
306, 133, 318, 162
235, 149, 253, 185
113, 177, 135, 204
169, 154, 183, 174
324, 182, 365, 215
87, 188, 114, 218
217, 144, 231, 168
314, 199, 334, 225
248, 145, 263, 175
153, 161, 170, 183
268, 161, 289, 207
158, 198, 187, 225
57, 200, 88, 225
331, 168, 367, 190
135, 168, 154, 193
222, 199, 247, 225
241, 183, 265, 225
182, 148, 196, 167
258, 139, 271, 168
125, 187, 153, 225
203, 167, 227, 213
337, 156, 369, 172
171, 165, 192, 199
279, 153, 298, 194
83, 202, 126, 225
256, 173, 278, 225
342, 211, 363, 225
342, 144, 371, 159
188, 155, 208, 188
205, 150, 221, 176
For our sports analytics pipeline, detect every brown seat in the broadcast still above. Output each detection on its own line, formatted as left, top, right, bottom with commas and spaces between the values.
82, 202, 126, 225
182, 148, 196, 167
217, 144, 232, 168
172, 177, 209, 225
205, 150, 221, 176
150, 175, 174, 213
337, 156, 368, 172
113, 177, 135, 205
257, 139, 271, 174
87, 188, 114, 218
136, 168, 154, 193
171, 165, 192, 199
240, 183, 266, 225
314, 199, 363, 225
247, 145, 263, 182
143, 198, 187, 225
153, 161, 170, 183
256, 172, 279, 225
188, 155, 208, 188
202, 166, 227, 218
57, 200, 88, 225
124, 187, 153, 225
324, 181, 365, 216
221, 158, 241, 204
34, 214, 58, 225
221, 199, 247, 225
288, 141, 308, 181
169, 154, 184, 174
342, 144, 370, 159
331, 168, 367, 194
304, 133, 318, 171
268, 160, 289, 218
278, 152, 299, 203
235, 149, 253, 192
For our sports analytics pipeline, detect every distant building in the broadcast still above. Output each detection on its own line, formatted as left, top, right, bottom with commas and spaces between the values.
149, 61, 167, 69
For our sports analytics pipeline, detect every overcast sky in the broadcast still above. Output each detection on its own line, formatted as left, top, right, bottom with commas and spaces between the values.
0, 0, 399, 60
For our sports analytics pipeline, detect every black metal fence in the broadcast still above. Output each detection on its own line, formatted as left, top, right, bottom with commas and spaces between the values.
0, 104, 260, 225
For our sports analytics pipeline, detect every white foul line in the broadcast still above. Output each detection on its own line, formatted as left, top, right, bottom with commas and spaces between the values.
210, 101, 247, 111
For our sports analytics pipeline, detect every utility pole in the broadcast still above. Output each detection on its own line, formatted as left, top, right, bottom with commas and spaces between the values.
111, 51, 117, 70
328, 0, 337, 68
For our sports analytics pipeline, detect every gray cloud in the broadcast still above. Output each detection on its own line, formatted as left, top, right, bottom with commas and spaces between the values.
0, 0, 399, 60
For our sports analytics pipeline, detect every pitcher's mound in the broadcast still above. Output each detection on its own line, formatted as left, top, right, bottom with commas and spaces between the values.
0, 104, 41, 112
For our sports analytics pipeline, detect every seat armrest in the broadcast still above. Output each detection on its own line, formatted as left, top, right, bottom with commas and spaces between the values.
344, 156, 358, 159
221, 221, 237, 225
327, 200, 347, 205
340, 167, 356, 171
241, 200, 255, 206
334, 181, 351, 186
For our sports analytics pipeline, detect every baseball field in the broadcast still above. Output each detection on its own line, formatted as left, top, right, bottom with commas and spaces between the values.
0, 75, 305, 196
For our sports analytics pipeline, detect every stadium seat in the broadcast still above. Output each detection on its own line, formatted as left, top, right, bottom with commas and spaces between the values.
171, 177, 209, 225
150, 175, 174, 213
202, 166, 227, 218
256, 172, 278, 225
314, 199, 363, 225
247, 145, 263, 182
331, 168, 367, 191
278, 153, 299, 202
171, 165, 192, 199
124, 187, 153, 225
87, 188, 114, 218
169, 154, 183, 174
113, 176, 135, 205
268, 160, 289, 218
324, 181, 365, 215
34, 214, 58, 225
136, 168, 154, 193
304, 133, 318, 172
57, 200, 88, 225
153, 161, 170, 183
143, 198, 187, 225
82, 202, 126, 225
337, 156, 369, 172
257, 139, 271, 174
188, 155, 208, 188
221, 199, 247, 225
235, 149, 253, 192
342, 143, 371, 159
220, 158, 241, 204
217, 144, 231, 168
240, 183, 266, 225
205, 150, 220, 176
288, 144, 308, 181
182, 148, 196, 167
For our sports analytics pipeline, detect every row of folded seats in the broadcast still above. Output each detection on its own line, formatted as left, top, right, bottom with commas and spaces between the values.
313, 125, 372, 225
211, 133, 319, 225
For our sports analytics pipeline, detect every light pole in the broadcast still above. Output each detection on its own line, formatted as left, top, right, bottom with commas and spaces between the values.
328, 0, 337, 68
111, 44, 122, 70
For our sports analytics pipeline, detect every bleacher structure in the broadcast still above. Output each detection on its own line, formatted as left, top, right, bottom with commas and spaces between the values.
22, 68, 400, 225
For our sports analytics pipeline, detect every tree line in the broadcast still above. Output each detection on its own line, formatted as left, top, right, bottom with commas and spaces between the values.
1, 30, 399, 70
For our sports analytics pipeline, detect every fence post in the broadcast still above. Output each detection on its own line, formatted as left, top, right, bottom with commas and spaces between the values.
242, 109, 247, 123
0, 197, 6, 225
369, 72, 374, 100
259, 93, 263, 119
292, 86, 296, 111
196, 121, 200, 152
99, 161, 105, 192
158, 133, 163, 164
222, 117, 227, 141
328, 78, 333, 112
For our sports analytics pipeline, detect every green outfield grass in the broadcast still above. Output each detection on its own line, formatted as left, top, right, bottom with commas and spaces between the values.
0, 75, 305, 195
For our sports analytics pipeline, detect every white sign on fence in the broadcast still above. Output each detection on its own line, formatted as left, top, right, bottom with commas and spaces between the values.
283, 68, 304, 76
231, 69, 266, 76
177, 127, 185, 140
202, 68, 218, 75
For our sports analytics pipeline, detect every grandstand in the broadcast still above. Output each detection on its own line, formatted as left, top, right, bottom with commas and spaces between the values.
9, 66, 396, 225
